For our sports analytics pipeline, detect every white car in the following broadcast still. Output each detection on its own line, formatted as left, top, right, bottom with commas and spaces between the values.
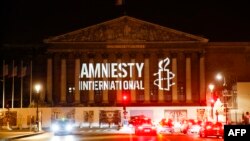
51, 118, 74, 135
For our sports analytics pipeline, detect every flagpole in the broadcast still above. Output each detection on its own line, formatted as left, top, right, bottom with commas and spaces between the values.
12, 60, 15, 108
30, 60, 33, 106
21, 60, 23, 108
2, 60, 5, 109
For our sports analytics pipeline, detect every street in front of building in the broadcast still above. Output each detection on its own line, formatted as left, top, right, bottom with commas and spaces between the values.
1, 2, 250, 141
10, 130, 223, 141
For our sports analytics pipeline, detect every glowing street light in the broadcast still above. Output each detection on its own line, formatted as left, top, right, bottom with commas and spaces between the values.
216, 73, 226, 86
215, 73, 228, 124
208, 83, 215, 92
35, 84, 41, 93
216, 73, 223, 81
34, 83, 41, 131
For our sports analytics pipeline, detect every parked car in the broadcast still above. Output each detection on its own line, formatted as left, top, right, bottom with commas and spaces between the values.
181, 119, 202, 134
199, 121, 224, 138
51, 118, 74, 135
129, 115, 147, 127
187, 120, 202, 134
157, 118, 174, 134
134, 117, 157, 135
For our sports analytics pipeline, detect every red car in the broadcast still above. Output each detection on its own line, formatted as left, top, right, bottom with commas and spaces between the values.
129, 115, 147, 127
134, 117, 157, 135
199, 121, 224, 138
157, 118, 174, 133
181, 119, 202, 134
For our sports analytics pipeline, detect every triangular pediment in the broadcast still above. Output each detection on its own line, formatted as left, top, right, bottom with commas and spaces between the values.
44, 16, 208, 43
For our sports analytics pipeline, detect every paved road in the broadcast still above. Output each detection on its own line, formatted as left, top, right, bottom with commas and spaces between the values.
0, 127, 224, 141
12, 132, 223, 141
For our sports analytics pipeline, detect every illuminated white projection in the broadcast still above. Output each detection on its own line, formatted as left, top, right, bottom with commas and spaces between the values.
79, 63, 144, 90
79, 58, 175, 91
153, 58, 175, 91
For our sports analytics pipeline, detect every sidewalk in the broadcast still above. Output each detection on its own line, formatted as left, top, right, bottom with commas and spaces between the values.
0, 126, 133, 140
78, 126, 134, 134
0, 129, 45, 141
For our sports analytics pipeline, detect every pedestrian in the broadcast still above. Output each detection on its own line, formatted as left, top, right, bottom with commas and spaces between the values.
245, 112, 250, 124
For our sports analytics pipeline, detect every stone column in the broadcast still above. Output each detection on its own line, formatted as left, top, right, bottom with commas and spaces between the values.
172, 57, 178, 102
53, 53, 60, 104
131, 58, 136, 103
117, 58, 122, 103
60, 58, 67, 104
158, 56, 164, 103
103, 58, 109, 103
144, 55, 150, 102
74, 58, 80, 104
186, 56, 192, 103
200, 54, 206, 104
46, 58, 53, 103
89, 59, 94, 104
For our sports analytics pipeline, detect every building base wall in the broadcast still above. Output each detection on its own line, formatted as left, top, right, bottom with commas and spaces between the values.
0, 106, 212, 129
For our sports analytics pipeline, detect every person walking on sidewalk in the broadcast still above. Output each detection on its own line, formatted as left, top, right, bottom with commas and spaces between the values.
243, 111, 250, 125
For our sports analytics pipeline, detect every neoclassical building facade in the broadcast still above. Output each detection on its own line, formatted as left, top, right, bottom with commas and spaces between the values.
1, 16, 250, 127
1, 16, 250, 109
44, 16, 210, 107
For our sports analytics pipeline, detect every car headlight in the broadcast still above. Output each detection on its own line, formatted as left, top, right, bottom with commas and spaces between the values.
66, 124, 73, 131
52, 124, 59, 131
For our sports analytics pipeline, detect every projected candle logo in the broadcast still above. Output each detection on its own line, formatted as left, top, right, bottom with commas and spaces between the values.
153, 58, 175, 91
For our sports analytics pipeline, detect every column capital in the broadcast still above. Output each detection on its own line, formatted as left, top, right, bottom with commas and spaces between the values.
74, 52, 82, 58
185, 52, 192, 58
60, 53, 68, 59
129, 52, 137, 59
68, 52, 75, 59
102, 53, 109, 59
170, 52, 177, 58
156, 51, 164, 58
116, 53, 123, 59
87, 53, 96, 59
143, 52, 150, 58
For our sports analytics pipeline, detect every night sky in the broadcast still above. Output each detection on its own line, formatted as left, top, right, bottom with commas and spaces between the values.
2, 0, 250, 44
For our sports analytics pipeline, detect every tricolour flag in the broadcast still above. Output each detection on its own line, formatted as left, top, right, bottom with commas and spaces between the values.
9, 66, 17, 77
115, 0, 124, 6
4, 64, 8, 76
18, 66, 26, 77
21, 66, 27, 77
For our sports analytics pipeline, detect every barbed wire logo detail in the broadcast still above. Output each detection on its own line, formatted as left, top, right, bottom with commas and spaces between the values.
153, 58, 175, 91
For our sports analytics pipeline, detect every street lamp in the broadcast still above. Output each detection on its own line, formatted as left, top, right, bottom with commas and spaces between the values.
215, 73, 228, 124
34, 84, 41, 131
216, 73, 226, 87
209, 84, 215, 120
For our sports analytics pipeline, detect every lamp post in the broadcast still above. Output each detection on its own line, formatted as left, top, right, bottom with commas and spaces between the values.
216, 73, 228, 124
216, 110, 219, 122
209, 84, 215, 120
34, 84, 41, 131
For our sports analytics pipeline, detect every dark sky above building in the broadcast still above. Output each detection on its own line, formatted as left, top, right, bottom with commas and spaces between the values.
2, 0, 250, 44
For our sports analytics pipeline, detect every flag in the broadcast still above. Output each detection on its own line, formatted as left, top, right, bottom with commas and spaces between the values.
9, 65, 17, 77
0, 64, 9, 77
13, 66, 17, 77
1, 64, 8, 77
115, 0, 123, 6
21, 66, 27, 77
18, 66, 27, 77
4, 64, 8, 76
